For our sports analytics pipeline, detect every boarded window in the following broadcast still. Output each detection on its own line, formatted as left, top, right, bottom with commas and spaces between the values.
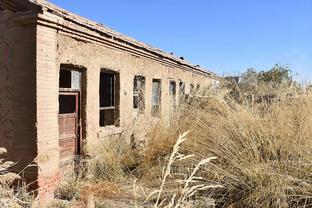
133, 76, 146, 113
152, 79, 161, 117
169, 80, 176, 111
99, 71, 120, 127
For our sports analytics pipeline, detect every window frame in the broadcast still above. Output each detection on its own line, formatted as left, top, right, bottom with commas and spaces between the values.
190, 83, 195, 96
151, 79, 162, 117
99, 70, 120, 127
169, 79, 177, 110
133, 75, 146, 114
179, 80, 185, 102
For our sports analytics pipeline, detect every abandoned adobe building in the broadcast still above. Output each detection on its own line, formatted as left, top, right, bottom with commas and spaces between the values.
0, 0, 219, 197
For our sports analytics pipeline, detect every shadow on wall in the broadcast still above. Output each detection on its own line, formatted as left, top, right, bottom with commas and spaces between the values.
0, 39, 39, 191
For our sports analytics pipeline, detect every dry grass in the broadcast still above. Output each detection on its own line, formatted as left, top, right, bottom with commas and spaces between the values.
52, 138, 139, 207
3, 85, 311, 208
61, 85, 312, 207
87, 136, 139, 182
142, 132, 221, 208
137, 87, 312, 207
0, 148, 34, 208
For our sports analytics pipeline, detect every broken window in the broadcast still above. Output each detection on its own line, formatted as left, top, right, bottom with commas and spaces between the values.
169, 80, 176, 111
99, 71, 120, 127
152, 79, 161, 117
71, 71, 82, 90
212, 80, 220, 89
59, 69, 81, 90
190, 83, 195, 95
59, 67, 82, 114
59, 70, 71, 88
196, 84, 201, 94
179, 80, 185, 101
59, 95, 77, 114
58, 66, 84, 157
133, 76, 146, 113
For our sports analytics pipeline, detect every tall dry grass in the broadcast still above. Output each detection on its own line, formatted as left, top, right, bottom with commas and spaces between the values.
138, 87, 312, 207
141, 132, 221, 208
51, 85, 312, 208
0, 148, 34, 208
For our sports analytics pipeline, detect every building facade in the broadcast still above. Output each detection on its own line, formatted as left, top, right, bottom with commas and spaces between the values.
0, 0, 219, 197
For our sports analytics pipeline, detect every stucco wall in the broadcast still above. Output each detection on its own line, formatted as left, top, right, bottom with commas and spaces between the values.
35, 20, 214, 193
34, 10, 216, 150
56, 33, 213, 143
0, 2, 217, 199
0, 10, 37, 186
36, 24, 61, 198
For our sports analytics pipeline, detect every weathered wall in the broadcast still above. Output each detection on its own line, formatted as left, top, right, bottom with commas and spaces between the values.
34, 10, 215, 153
33, 9, 215, 197
0, 10, 37, 186
56, 34, 213, 142
36, 23, 61, 198
0, 2, 217, 200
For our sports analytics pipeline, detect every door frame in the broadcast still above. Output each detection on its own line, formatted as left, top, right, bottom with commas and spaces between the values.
59, 64, 86, 158
58, 90, 81, 157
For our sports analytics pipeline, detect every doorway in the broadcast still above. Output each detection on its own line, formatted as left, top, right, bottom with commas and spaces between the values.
58, 67, 83, 161
58, 92, 80, 160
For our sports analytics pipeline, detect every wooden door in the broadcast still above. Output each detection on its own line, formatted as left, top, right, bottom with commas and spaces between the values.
58, 92, 80, 161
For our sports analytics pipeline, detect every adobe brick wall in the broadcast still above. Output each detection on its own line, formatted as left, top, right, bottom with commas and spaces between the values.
56, 34, 213, 144
36, 24, 61, 198
33, 9, 216, 197
1, 5, 218, 199
0, 10, 38, 188
35, 9, 215, 150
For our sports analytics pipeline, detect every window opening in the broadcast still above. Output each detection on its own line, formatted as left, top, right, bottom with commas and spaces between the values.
133, 76, 146, 113
99, 71, 120, 127
169, 80, 176, 110
152, 79, 161, 117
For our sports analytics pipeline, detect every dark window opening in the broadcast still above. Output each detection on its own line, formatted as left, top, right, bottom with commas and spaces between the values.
59, 68, 82, 90
169, 80, 176, 110
58, 65, 85, 157
99, 71, 120, 127
59, 95, 76, 114
133, 76, 146, 113
99, 109, 115, 127
59, 70, 71, 88
196, 84, 201, 93
100, 73, 115, 107
179, 80, 185, 101
190, 83, 195, 95
152, 79, 161, 117
133, 96, 139, 109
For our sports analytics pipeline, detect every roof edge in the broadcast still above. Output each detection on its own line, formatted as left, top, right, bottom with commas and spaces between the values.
31, 0, 220, 79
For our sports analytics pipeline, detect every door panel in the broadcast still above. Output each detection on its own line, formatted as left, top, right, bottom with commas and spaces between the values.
58, 92, 79, 161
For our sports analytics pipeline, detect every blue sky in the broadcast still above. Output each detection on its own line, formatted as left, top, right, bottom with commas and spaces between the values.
50, 0, 312, 82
